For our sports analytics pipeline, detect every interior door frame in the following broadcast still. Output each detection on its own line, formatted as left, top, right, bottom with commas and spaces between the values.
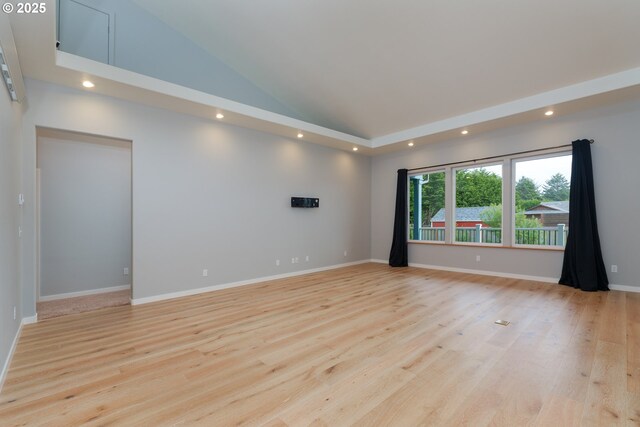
35, 127, 133, 306
36, 168, 41, 301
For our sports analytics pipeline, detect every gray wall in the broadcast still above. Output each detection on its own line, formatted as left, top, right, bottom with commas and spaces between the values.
21, 79, 371, 309
37, 133, 131, 297
57, 0, 302, 120
372, 99, 640, 288
0, 62, 23, 381
18, 80, 640, 318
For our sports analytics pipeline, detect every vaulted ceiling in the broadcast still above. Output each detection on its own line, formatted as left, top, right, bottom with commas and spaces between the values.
6, 0, 640, 153
133, 0, 640, 139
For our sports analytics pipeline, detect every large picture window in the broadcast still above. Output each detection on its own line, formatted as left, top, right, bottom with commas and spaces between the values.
513, 153, 571, 247
454, 164, 503, 244
407, 148, 571, 250
409, 171, 445, 242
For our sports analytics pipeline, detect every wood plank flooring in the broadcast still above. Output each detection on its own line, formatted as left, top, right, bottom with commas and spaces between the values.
0, 263, 638, 426
36, 290, 130, 320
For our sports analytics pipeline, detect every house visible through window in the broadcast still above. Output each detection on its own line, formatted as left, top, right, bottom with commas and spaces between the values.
407, 149, 572, 250
514, 153, 572, 246
454, 164, 503, 244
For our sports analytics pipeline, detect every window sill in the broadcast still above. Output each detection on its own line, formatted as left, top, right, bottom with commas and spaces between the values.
408, 240, 565, 252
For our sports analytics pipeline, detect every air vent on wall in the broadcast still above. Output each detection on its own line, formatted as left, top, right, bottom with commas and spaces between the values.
0, 45, 18, 101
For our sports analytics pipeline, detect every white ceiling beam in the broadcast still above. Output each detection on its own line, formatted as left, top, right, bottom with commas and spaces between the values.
371, 67, 640, 148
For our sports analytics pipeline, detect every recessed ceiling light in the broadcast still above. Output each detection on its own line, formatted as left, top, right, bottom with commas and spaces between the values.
545, 110, 554, 116
82, 80, 95, 88
461, 130, 469, 135
297, 132, 304, 138
216, 113, 224, 119
408, 141, 414, 147
352, 147, 358, 152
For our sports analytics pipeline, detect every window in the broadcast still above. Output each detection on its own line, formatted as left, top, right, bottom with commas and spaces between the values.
407, 149, 571, 250
454, 164, 503, 244
513, 153, 572, 247
409, 171, 445, 242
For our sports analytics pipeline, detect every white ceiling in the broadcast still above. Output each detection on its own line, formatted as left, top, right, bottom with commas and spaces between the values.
5, 0, 640, 154
133, 0, 640, 139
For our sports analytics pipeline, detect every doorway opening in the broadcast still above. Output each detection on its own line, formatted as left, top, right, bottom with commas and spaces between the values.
35, 127, 132, 320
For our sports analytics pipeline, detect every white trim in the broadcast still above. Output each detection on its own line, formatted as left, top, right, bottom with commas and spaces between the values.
511, 148, 573, 162
511, 151, 572, 248
0, 323, 21, 393
374, 258, 559, 283
56, 52, 370, 147
371, 66, 640, 147
36, 168, 41, 301
131, 261, 370, 306
0, 314, 39, 393
408, 262, 558, 283
375, 259, 640, 292
22, 314, 38, 325
448, 241, 505, 248
55, 46, 640, 152
38, 285, 131, 302
609, 284, 640, 293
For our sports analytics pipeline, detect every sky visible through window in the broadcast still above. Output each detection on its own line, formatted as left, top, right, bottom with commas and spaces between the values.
464, 155, 572, 187
466, 164, 502, 175
515, 155, 572, 187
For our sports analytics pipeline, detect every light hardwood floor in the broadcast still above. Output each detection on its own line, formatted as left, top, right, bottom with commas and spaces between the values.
1, 263, 638, 426
36, 290, 131, 320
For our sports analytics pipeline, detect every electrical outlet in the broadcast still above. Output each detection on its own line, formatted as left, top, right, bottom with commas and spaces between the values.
276, 259, 280, 266
124, 268, 129, 276
18, 226, 22, 238
13, 306, 16, 321
611, 265, 618, 273
305, 255, 309, 262
202, 269, 208, 277
291, 257, 295, 264
476, 255, 481, 262
344, 250, 348, 257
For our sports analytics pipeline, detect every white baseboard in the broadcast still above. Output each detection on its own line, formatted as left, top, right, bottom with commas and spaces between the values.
0, 325, 20, 393
408, 262, 559, 283
1, 324, 21, 393
0, 314, 40, 393
22, 314, 38, 325
371, 258, 559, 283
125, 259, 640, 306
38, 285, 131, 302
609, 284, 640, 293
373, 259, 640, 291
131, 260, 371, 306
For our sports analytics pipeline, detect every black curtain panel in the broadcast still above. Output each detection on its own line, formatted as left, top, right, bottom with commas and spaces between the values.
389, 169, 409, 267
559, 139, 609, 291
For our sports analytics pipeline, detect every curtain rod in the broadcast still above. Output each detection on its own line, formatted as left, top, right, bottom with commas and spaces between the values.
407, 139, 594, 172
